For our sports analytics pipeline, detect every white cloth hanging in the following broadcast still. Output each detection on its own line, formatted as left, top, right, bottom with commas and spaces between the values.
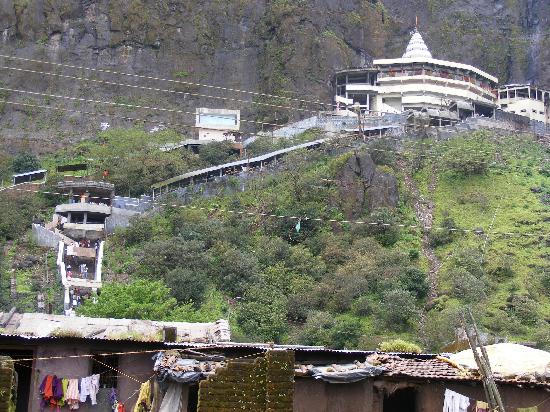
159, 383, 185, 412
79, 374, 100, 404
443, 389, 470, 412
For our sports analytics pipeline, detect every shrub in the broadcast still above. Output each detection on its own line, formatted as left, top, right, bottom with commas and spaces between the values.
236, 284, 288, 342
441, 132, 495, 175
164, 267, 209, 306
378, 339, 422, 354
506, 294, 539, 326
448, 268, 486, 303
12, 151, 40, 173
359, 208, 400, 246
429, 212, 459, 247
198, 141, 237, 165
398, 267, 429, 299
376, 289, 418, 331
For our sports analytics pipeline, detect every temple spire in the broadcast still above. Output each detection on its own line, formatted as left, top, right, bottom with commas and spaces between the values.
402, 28, 432, 59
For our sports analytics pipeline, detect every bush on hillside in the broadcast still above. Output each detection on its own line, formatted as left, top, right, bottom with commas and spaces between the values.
448, 268, 487, 303
77, 280, 180, 320
441, 131, 495, 175
198, 141, 237, 165
236, 284, 288, 343
376, 289, 418, 331
165, 267, 209, 306
378, 339, 422, 354
12, 151, 40, 173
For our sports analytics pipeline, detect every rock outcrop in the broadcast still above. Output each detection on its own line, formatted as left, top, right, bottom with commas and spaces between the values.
336, 152, 398, 219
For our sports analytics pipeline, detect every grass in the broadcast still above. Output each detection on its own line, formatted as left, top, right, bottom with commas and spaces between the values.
413, 134, 550, 341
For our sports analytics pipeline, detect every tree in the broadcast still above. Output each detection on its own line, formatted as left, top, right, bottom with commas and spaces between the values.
12, 152, 40, 173
376, 289, 418, 331
77, 280, 180, 320
448, 268, 486, 304
398, 267, 429, 299
165, 267, 209, 306
198, 141, 237, 165
208, 243, 259, 296
136, 238, 209, 278
236, 284, 288, 342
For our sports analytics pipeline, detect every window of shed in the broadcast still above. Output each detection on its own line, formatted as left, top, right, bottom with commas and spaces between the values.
91, 354, 118, 388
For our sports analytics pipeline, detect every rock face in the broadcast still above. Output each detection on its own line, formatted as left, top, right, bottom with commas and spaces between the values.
336, 152, 398, 219
0, 0, 548, 152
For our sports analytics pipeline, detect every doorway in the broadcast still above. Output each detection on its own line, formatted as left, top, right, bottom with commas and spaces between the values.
0, 349, 33, 412
383, 388, 417, 412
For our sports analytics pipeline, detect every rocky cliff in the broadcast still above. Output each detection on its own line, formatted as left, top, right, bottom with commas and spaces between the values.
0, 0, 548, 153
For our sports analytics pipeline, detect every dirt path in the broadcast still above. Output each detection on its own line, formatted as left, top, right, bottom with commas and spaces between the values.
398, 159, 441, 302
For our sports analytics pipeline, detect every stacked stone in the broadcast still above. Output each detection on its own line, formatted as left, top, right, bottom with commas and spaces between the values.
197, 357, 267, 412
0, 356, 15, 412
197, 350, 294, 412
265, 350, 294, 412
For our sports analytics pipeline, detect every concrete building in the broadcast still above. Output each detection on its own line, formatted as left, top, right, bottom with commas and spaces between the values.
195, 108, 241, 141
498, 84, 550, 123
334, 29, 499, 125
32, 179, 141, 316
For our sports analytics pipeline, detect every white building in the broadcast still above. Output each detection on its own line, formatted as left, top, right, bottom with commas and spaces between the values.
195, 108, 241, 141
497, 84, 550, 124
334, 30, 499, 125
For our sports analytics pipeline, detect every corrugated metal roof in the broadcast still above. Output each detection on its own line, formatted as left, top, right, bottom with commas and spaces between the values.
152, 138, 327, 189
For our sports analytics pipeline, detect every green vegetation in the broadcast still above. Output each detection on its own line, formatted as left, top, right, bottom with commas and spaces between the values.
378, 339, 422, 353
1, 129, 548, 352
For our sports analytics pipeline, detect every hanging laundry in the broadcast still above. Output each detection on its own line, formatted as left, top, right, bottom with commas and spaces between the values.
58, 378, 69, 407
159, 383, 184, 412
80, 376, 91, 403
133, 380, 152, 412
89, 374, 100, 405
39, 375, 64, 410
65, 378, 80, 410
474, 401, 489, 412
517, 407, 538, 412
443, 389, 470, 412
79, 374, 100, 404
110, 388, 119, 411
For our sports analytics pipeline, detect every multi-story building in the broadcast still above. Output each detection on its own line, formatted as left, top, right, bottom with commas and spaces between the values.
334, 29, 499, 125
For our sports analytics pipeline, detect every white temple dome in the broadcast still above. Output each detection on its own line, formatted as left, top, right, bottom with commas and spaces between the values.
402, 30, 432, 59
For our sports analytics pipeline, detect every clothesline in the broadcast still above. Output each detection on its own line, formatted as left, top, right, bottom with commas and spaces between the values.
444, 387, 548, 411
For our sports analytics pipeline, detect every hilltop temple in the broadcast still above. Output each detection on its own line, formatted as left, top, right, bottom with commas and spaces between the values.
333, 29, 550, 126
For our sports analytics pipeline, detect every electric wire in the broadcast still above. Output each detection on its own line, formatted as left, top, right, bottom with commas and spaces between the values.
0, 54, 329, 107
1, 65, 326, 116
3, 185, 547, 238
0, 87, 287, 128
1, 99, 546, 167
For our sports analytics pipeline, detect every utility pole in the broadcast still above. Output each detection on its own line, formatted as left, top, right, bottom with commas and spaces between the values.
352, 102, 363, 140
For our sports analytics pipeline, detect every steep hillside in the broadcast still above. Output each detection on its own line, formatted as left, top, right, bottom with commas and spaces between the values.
0, 128, 537, 351
1, 0, 550, 153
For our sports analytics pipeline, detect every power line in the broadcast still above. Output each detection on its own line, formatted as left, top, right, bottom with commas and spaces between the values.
0, 54, 329, 108
4, 186, 547, 238
2, 99, 547, 166
0, 86, 289, 129
1, 65, 324, 116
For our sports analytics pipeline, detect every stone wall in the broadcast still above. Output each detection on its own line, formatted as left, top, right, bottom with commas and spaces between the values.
31, 224, 62, 248
197, 350, 294, 412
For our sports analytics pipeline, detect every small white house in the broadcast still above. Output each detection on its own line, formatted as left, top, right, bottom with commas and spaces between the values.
497, 84, 550, 124
195, 108, 241, 141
